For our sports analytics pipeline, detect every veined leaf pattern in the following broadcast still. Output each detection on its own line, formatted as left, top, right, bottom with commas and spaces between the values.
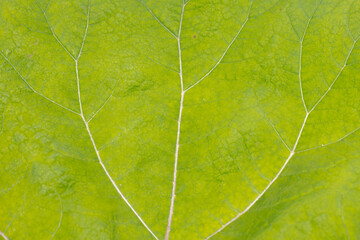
1, 0, 360, 239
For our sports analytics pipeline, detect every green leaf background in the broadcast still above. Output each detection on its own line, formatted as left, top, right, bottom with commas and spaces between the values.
1, 0, 360, 239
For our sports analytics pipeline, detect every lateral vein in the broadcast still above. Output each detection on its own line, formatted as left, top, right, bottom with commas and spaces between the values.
50, 190, 63, 240
139, 0, 177, 38
0, 51, 80, 115
36, 0, 76, 61
73, 1, 158, 239
309, 36, 359, 113
298, 0, 321, 112
184, 1, 253, 93
296, 125, 360, 153
87, 77, 120, 122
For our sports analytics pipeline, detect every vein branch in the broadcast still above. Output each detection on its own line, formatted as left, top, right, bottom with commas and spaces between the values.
77, 0, 91, 61
184, 1, 253, 93
0, 105, 7, 136
296, 125, 360, 153
87, 78, 120, 122
165, 1, 185, 239
269, 121, 291, 151
50, 191, 63, 239
298, 2, 321, 112
74, 2, 158, 239
309, 37, 359, 113
139, 0, 177, 38
0, 51, 80, 115
0, 231, 8, 240
36, 0, 76, 61
184, 0, 192, 6
340, 196, 350, 240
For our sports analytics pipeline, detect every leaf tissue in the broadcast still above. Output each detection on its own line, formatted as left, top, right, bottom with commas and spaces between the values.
1, 0, 360, 239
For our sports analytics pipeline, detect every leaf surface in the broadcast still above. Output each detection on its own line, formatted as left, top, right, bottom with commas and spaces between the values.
1, 0, 360, 239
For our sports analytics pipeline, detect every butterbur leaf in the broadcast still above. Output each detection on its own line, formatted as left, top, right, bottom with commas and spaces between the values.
1, 0, 360, 239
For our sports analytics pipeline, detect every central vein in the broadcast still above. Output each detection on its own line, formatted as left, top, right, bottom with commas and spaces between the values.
165, 1, 185, 239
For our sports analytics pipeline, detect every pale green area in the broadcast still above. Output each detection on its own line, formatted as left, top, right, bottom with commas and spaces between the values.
0, 0, 359, 239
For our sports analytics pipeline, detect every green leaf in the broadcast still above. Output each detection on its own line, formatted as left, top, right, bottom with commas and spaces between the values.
1, 0, 360, 239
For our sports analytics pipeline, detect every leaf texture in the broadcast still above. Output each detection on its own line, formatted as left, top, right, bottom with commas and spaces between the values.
1, 0, 360, 239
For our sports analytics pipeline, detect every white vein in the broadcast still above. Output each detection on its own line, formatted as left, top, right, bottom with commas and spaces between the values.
184, 1, 253, 93
0, 51, 79, 115
50, 191, 63, 239
206, 3, 360, 237
296, 125, 360, 153
0, 231, 8, 240
87, 78, 120, 122
4, 0, 356, 239
0, 105, 6, 136
298, 1, 321, 112
268, 121, 291, 151
205, 112, 309, 239
165, 1, 185, 239
83, 114, 158, 240
77, 1, 90, 61
36, 1, 76, 61
140, 0, 177, 38
73, 1, 158, 239
308, 36, 359, 113
0, 164, 28, 198
298, 41, 307, 111
184, 0, 192, 6
340, 196, 350, 240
